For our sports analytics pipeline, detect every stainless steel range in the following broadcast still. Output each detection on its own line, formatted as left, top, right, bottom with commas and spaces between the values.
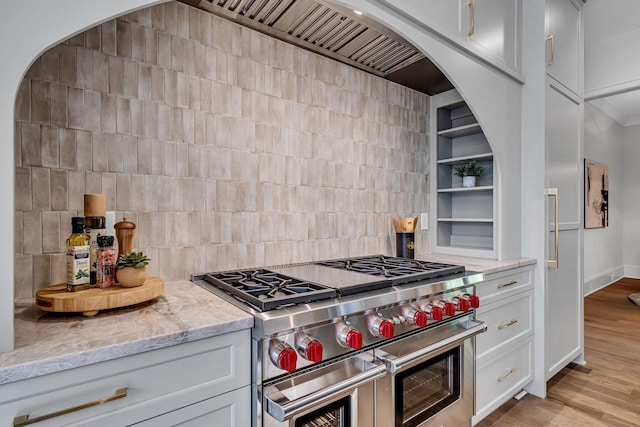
193, 255, 486, 427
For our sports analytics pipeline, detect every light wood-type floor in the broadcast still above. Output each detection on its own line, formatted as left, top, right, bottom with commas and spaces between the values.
476, 277, 640, 427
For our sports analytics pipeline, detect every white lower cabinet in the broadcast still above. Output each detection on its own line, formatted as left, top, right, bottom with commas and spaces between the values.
473, 265, 534, 425
1, 330, 251, 427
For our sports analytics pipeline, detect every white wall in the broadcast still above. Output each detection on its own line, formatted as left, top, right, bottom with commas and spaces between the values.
622, 124, 640, 276
583, 103, 624, 294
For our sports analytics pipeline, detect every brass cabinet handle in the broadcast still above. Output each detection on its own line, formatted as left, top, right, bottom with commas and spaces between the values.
497, 368, 517, 382
468, 0, 475, 36
497, 280, 518, 289
547, 188, 559, 268
13, 388, 128, 426
546, 34, 555, 65
498, 319, 518, 330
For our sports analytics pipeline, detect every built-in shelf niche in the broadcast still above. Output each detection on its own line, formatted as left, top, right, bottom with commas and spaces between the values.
430, 89, 496, 257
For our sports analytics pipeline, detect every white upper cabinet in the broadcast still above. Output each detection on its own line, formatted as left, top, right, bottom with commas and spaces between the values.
545, 0, 582, 96
381, 0, 522, 78
469, 0, 521, 73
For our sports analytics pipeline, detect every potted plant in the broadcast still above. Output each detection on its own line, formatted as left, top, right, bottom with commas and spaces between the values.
454, 160, 485, 187
116, 251, 151, 287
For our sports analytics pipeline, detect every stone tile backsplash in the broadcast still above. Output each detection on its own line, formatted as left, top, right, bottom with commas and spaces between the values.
14, 1, 431, 298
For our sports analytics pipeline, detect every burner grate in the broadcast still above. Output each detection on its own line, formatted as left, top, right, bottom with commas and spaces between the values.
204, 269, 337, 311
316, 256, 465, 285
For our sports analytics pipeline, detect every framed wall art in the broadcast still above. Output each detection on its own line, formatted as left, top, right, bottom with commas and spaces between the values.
585, 159, 608, 228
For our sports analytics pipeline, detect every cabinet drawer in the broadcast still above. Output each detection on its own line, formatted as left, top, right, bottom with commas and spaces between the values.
476, 290, 532, 358
476, 267, 532, 305
475, 337, 532, 421
2, 330, 250, 427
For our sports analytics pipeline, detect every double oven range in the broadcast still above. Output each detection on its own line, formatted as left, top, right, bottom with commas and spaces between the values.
193, 255, 486, 427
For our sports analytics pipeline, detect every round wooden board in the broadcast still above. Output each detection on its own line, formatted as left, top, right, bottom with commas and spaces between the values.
35, 277, 164, 316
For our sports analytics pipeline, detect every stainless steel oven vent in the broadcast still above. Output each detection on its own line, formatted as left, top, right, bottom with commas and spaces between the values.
195, 0, 425, 76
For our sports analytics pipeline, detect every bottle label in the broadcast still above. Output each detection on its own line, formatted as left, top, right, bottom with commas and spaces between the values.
66, 246, 90, 285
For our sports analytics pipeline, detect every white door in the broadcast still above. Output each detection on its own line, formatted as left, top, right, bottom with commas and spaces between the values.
545, 80, 583, 380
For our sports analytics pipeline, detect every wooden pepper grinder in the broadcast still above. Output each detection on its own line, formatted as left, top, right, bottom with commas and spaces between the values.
114, 217, 136, 261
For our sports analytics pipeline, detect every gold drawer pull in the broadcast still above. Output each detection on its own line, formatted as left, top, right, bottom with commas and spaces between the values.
498, 319, 518, 330
497, 280, 518, 289
497, 368, 517, 382
13, 388, 128, 427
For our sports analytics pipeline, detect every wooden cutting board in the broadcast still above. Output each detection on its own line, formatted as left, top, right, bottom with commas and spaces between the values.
35, 277, 164, 317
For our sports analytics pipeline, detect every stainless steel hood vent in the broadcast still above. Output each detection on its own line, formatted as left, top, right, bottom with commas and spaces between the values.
183, 0, 453, 95
194, 0, 422, 75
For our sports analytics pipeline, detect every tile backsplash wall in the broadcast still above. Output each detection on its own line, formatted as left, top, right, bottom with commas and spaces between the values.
14, 1, 430, 298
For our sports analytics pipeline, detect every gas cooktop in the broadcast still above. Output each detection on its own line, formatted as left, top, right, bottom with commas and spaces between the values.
200, 256, 465, 312
316, 255, 466, 285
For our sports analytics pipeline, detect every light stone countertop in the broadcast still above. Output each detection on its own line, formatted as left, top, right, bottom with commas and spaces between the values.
415, 253, 537, 275
0, 280, 253, 386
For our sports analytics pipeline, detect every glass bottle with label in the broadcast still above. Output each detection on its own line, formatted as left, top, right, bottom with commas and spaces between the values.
96, 235, 116, 288
66, 217, 90, 291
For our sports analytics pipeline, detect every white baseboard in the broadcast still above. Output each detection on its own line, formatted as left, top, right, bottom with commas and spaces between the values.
584, 265, 625, 296
624, 264, 640, 279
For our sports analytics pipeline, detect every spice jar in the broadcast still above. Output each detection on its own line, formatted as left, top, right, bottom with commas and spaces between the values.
96, 235, 116, 288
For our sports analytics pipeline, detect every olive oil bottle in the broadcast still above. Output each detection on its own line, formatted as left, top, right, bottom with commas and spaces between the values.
66, 217, 91, 291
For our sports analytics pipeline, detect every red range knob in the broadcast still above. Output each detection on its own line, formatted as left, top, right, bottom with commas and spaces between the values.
470, 295, 480, 308
379, 320, 395, 339
369, 316, 395, 339
458, 298, 470, 312
278, 348, 298, 373
444, 302, 456, 316
296, 333, 323, 363
428, 305, 444, 321
305, 340, 323, 363
413, 310, 428, 327
404, 307, 428, 327
346, 329, 363, 349
269, 340, 298, 373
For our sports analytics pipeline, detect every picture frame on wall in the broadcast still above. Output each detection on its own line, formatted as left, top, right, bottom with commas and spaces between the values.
585, 159, 608, 228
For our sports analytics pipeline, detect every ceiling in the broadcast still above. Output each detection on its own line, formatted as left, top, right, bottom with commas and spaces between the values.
180, 0, 453, 96
589, 91, 640, 127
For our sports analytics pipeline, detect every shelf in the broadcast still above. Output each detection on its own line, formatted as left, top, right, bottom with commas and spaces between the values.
432, 89, 495, 257
437, 186, 494, 193
437, 153, 493, 165
437, 123, 482, 138
437, 218, 494, 223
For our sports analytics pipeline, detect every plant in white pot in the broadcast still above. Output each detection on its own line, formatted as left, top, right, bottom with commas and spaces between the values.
116, 251, 151, 287
454, 160, 485, 188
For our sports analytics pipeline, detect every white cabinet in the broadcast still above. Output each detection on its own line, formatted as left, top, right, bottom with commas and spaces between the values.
381, 0, 522, 76
545, 0, 582, 96
431, 89, 496, 257
473, 266, 534, 424
545, 80, 583, 381
543, 0, 584, 383
1, 330, 251, 427
468, 0, 521, 72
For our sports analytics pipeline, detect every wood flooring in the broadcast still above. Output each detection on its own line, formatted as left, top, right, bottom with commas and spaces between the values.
475, 277, 640, 427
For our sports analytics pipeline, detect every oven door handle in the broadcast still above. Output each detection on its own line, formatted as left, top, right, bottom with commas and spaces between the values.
377, 320, 487, 373
264, 360, 386, 422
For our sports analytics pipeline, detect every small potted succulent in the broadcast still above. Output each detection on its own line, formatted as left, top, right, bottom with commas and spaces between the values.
454, 160, 485, 187
116, 251, 151, 287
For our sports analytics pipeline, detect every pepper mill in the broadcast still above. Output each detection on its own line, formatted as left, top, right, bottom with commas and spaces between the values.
114, 217, 136, 261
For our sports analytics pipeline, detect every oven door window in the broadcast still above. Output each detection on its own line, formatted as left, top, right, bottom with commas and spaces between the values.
295, 396, 351, 427
395, 347, 461, 427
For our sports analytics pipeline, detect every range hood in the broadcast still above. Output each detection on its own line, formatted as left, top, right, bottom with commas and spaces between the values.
180, 0, 453, 95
